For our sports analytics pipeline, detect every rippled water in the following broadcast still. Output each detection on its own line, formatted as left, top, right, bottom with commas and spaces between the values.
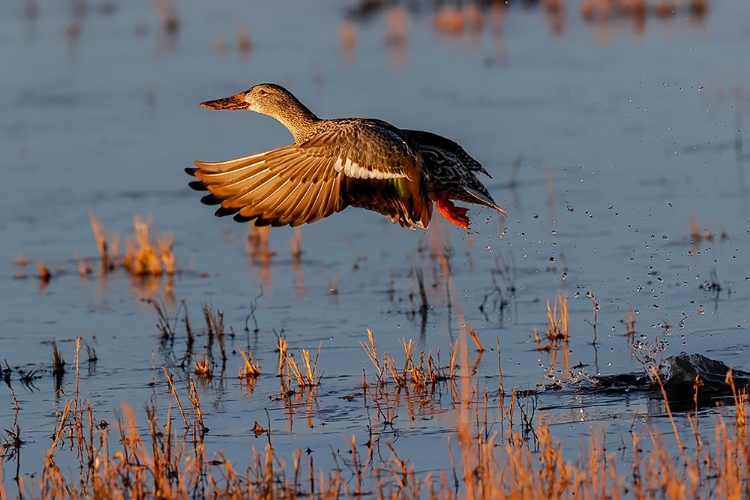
1, 0, 750, 493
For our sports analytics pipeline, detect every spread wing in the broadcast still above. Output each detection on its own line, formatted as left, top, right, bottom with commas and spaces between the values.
401, 128, 505, 217
401, 129, 491, 178
186, 120, 431, 228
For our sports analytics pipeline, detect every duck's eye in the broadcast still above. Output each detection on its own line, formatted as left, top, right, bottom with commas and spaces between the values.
256, 89, 267, 96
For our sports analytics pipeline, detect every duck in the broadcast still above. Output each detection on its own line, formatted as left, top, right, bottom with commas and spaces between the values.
186, 83, 505, 229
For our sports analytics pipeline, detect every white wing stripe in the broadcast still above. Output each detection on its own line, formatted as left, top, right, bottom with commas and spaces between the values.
333, 157, 404, 180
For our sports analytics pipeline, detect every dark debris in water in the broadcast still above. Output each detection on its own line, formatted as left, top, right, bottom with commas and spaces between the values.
588, 353, 750, 410
534, 353, 750, 412
663, 353, 750, 404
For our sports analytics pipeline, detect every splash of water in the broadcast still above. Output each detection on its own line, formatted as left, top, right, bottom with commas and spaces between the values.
631, 338, 670, 382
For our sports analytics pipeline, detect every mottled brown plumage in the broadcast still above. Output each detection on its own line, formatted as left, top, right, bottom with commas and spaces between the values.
186, 83, 504, 229
401, 129, 504, 228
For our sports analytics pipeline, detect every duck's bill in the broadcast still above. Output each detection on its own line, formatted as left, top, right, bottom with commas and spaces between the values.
200, 93, 249, 110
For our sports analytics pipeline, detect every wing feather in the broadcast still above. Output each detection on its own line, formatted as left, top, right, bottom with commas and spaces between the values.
188, 119, 430, 227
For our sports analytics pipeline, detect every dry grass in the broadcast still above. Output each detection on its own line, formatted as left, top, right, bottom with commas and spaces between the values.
338, 21, 356, 53
433, 6, 464, 35
277, 337, 321, 391
361, 329, 457, 394
89, 211, 116, 271
202, 304, 227, 365
534, 291, 569, 351
4, 273, 748, 499
237, 26, 252, 55
346, 1, 709, 52
124, 215, 175, 276
580, 0, 708, 20
194, 354, 212, 379
238, 347, 261, 381
153, 0, 179, 34
623, 303, 636, 339
51, 339, 65, 379
385, 7, 407, 44
89, 212, 176, 277
468, 324, 484, 352
2, 311, 750, 500
546, 292, 569, 342
36, 262, 52, 283
689, 213, 728, 248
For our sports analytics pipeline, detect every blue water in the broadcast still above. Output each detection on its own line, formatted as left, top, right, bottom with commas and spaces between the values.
1, 0, 749, 494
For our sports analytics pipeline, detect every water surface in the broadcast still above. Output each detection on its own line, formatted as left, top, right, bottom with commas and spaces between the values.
1, 0, 750, 494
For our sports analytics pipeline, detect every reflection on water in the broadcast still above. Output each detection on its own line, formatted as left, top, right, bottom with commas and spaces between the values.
344, 0, 708, 50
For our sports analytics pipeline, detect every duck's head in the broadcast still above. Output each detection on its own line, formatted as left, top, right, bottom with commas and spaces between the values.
199, 83, 301, 115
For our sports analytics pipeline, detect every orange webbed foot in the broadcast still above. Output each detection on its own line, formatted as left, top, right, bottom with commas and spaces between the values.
435, 198, 470, 229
